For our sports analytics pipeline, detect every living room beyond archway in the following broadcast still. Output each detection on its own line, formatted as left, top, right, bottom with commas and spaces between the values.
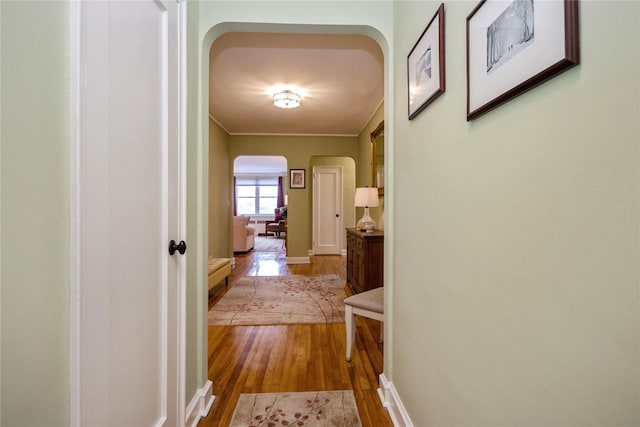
233, 155, 288, 254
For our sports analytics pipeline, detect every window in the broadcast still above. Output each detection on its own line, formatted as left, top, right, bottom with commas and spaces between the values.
236, 177, 279, 215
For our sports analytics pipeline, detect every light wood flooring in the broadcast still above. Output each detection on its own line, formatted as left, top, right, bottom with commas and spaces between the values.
199, 237, 392, 426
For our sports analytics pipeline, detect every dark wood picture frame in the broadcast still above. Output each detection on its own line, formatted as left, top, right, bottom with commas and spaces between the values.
289, 168, 305, 189
407, 3, 446, 120
466, 0, 580, 121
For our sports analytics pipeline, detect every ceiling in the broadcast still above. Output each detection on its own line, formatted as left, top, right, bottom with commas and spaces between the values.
209, 32, 384, 136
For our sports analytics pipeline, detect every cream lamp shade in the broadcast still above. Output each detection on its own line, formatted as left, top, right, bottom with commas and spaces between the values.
354, 187, 378, 232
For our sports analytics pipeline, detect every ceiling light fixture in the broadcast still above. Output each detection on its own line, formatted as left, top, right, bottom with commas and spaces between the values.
273, 90, 301, 109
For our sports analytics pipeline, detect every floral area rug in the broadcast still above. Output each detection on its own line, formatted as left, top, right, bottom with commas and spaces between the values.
229, 391, 362, 427
254, 235, 285, 252
208, 275, 346, 326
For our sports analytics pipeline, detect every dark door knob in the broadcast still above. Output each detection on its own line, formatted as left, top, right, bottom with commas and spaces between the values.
336, 214, 340, 217
169, 240, 187, 255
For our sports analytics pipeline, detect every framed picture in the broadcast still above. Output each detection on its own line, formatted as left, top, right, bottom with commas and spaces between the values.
466, 0, 579, 120
407, 3, 446, 120
289, 169, 305, 189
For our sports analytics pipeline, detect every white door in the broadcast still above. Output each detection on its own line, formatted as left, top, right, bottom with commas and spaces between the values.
73, 1, 184, 426
313, 166, 343, 255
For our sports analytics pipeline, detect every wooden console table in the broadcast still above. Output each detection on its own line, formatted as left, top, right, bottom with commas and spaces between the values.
346, 228, 384, 294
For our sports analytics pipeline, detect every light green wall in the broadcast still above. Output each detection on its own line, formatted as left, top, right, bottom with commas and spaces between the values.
357, 103, 384, 229
208, 118, 231, 257
0, 2, 70, 426
229, 135, 358, 257
186, 0, 204, 405
393, 1, 639, 425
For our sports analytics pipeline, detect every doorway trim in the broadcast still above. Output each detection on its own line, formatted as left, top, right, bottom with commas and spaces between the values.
312, 165, 343, 255
69, 1, 188, 425
199, 18, 394, 413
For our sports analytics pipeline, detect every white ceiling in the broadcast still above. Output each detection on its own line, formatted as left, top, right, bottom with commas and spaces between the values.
209, 32, 384, 136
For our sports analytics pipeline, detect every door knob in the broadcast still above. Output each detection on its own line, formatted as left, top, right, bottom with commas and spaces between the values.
169, 240, 187, 255
336, 214, 340, 217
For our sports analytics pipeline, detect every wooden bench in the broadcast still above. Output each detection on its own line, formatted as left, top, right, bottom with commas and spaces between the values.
208, 257, 232, 291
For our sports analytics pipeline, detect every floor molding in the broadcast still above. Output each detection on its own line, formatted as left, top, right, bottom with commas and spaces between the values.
285, 256, 311, 264
378, 374, 413, 427
185, 380, 215, 427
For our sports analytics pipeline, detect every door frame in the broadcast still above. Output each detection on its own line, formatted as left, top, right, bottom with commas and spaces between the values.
312, 165, 344, 255
69, 1, 188, 425
201, 19, 393, 419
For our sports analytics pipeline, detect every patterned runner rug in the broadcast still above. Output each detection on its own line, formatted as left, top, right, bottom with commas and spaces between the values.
208, 275, 345, 326
229, 391, 362, 427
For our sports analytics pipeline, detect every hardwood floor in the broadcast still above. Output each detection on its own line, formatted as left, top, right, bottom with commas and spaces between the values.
200, 237, 392, 426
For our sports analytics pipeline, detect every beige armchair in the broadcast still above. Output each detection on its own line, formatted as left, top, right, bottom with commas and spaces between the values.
233, 216, 255, 252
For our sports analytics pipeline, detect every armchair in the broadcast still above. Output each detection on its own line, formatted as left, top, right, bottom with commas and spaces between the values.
233, 216, 255, 252
266, 207, 287, 237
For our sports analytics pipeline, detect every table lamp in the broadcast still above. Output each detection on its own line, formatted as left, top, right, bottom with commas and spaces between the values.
355, 187, 379, 232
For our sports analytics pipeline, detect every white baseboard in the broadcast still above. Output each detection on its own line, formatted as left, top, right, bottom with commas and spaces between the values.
185, 380, 215, 427
307, 249, 347, 257
378, 374, 413, 427
286, 256, 310, 264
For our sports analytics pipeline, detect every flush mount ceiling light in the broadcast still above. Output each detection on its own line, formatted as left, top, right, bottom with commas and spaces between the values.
273, 90, 301, 109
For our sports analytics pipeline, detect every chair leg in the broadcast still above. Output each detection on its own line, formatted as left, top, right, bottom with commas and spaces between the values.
380, 321, 384, 344
345, 304, 355, 362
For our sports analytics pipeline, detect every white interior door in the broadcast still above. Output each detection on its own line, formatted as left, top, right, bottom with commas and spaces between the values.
74, 1, 184, 426
313, 166, 343, 255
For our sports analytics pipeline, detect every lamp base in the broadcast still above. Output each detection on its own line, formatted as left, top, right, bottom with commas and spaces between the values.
356, 207, 376, 232
359, 224, 375, 233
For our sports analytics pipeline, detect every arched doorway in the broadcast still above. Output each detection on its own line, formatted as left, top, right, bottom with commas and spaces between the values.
191, 15, 392, 424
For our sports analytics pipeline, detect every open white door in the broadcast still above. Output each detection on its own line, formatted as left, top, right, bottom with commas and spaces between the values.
313, 166, 343, 255
72, 1, 185, 426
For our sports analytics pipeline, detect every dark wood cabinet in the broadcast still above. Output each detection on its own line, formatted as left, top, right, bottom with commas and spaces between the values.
346, 228, 384, 294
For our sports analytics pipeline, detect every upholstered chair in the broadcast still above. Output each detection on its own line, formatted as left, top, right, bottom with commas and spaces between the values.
266, 207, 287, 237
233, 216, 255, 252
344, 287, 384, 362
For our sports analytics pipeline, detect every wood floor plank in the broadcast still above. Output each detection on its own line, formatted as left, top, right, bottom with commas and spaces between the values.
199, 238, 392, 426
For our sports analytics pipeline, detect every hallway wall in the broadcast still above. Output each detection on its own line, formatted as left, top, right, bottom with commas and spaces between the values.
0, 2, 70, 425
392, 1, 639, 425
208, 118, 231, 257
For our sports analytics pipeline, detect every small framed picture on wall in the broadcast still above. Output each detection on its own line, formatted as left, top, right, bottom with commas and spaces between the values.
290, 169, 305, 189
